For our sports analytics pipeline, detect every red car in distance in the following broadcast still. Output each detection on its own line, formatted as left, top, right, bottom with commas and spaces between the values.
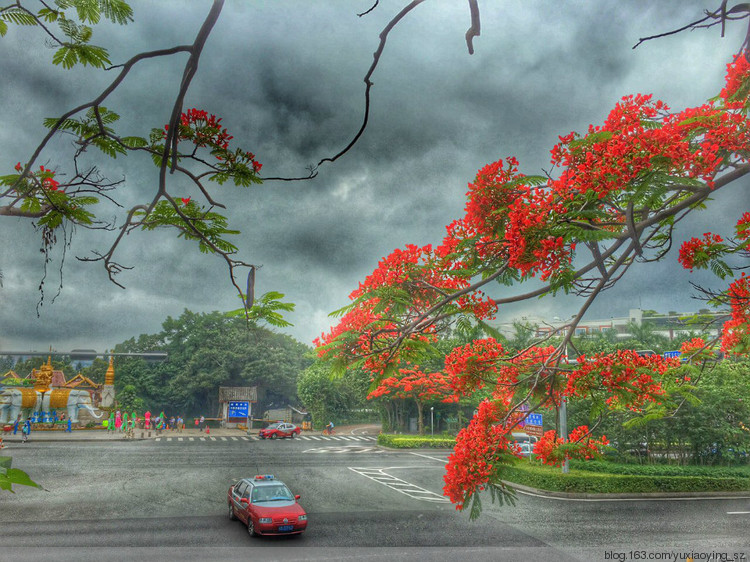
228, 475, 308, 536
258, 422, 301, 439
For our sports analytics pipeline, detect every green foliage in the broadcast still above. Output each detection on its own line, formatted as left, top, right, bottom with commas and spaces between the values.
297, 361, 371, 429
1, 1, 133, 67
0, 456, 43, 493
569, 460, 750, 478
502, 464, 750, 494
226, 291, 295, 328
113, 310, 311, 417
376, 433, 456, 449
136, 200, 239, 255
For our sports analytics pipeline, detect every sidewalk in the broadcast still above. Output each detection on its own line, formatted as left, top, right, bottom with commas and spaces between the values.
0, 423, 383, 443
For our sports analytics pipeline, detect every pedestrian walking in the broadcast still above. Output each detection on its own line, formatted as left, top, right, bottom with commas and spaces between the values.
22, 420, 30, 443
199, 415, 205, 430
66, 418, 72, 433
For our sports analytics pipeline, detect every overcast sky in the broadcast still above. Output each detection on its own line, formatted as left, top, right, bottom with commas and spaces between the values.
1, 1, 747, 353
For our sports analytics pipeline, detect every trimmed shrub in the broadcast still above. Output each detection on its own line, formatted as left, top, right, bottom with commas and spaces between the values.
377, 434, 456, 449
569, 460, 750, 478
503, 464, 750, 494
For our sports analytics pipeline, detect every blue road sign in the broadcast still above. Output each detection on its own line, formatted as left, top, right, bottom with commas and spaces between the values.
526, 413, 543, 426
228, 401, 249, 418
663, 350, 681, 359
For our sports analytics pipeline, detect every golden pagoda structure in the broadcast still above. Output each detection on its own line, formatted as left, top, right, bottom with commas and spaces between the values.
100, 356, 116, 408
32, 357, 54, 392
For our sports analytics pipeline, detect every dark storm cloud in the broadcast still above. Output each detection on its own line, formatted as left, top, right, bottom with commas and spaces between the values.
1, 1, 747, 352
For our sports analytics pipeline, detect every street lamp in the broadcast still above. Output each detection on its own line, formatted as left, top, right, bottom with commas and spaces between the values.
430, 406, 434, 436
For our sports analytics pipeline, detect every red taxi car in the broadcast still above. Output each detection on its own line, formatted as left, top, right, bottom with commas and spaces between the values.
228, 475, 308, 536
258, 422, 301, 439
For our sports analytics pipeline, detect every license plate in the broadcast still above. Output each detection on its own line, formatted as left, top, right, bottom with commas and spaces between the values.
278, 525, 294, 532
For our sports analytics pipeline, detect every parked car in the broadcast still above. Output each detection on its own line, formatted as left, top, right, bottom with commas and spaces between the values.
227, 475, 308, 536
517, 442, 534, 458
258, 422, 301, 439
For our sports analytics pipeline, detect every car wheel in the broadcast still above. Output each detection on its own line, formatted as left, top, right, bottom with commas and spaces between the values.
290, 432, 295, 439
228, 503, 236, 521
270, 433, 278, 440
247, 519, 257, 537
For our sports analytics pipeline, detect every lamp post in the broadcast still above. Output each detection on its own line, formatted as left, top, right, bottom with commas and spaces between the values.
430, 406, 434, 436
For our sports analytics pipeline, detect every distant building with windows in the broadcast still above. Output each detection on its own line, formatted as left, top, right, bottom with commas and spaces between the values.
492, 308, 729, 342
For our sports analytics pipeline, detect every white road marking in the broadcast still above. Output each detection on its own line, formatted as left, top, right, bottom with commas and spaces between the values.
409, 451, 448, 463
303, 445, 383, 454
348, 467, 449, 503
727, 511, 750, 514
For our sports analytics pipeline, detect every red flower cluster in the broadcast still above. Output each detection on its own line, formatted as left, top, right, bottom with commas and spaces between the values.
367, 367, 457, 404
736, 212, 750, 240
533, 426, 609, 467
444, 338, 506, 395
679, 337, 706, 355
37, 166, 60, 191
564, 350, 672, 410
168, 108, 234, 149
721, 274, 750, 353
720, 53, 750, 108
164, 108, 262, 174
443, 399, 516, 509
678, 232, 725, 271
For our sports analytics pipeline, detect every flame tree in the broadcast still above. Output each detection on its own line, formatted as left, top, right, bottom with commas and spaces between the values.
317, 5, 750, 518
367, 367, 458, 435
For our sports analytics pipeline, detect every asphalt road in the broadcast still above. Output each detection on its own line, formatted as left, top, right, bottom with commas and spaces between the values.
2, 435, 749, 561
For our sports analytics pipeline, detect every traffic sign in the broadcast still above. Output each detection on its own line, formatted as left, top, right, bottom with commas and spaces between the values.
663, 350, 681, 359
526, 413, 542, 426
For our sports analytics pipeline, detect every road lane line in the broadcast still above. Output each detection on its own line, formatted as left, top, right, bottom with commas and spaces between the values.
409, 452, 448, 463
727, 511, 750, 514
348, 467, 449, 503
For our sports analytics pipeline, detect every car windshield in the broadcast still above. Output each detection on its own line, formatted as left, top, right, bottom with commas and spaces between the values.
252, 485, 294, 502
265, 423, 281, 430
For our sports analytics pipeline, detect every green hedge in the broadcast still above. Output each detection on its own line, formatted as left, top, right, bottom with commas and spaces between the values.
377, 434, 456, 449
503, 464, 750, 494
569, 460, 750, 478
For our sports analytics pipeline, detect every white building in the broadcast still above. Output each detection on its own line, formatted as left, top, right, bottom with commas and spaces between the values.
492, 308, 728, 342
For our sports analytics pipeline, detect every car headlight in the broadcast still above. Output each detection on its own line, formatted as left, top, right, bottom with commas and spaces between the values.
298, 515, 307, 521
259, 517, 272, 524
